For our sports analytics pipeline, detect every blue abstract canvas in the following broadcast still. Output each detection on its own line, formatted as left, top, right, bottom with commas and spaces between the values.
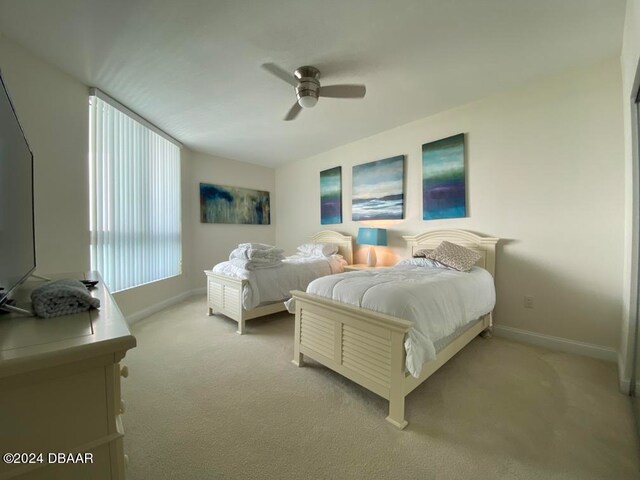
352, 155, 404, 221
320, 166, 342, 225
200, 183, 270, 225
422, 134, 466, 220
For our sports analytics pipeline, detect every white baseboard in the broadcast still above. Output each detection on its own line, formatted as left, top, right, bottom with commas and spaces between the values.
619, 352, 630, 394
190, 287, 206, 296
126, 287, 206, 325
619, 377, 639, 395
618, 351, 640, 394
492, 324, 618, 363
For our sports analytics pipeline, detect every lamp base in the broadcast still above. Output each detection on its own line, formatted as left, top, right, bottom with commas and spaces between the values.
367, 246, 377, 267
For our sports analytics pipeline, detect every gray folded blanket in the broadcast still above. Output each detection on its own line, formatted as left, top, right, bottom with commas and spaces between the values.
31, 279, 101, 318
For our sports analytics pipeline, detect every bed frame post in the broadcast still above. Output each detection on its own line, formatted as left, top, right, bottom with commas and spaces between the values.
386, 330, 408, 429
479, 312, 493, 338
292, 302, 304, 367
237, 317, 246, 335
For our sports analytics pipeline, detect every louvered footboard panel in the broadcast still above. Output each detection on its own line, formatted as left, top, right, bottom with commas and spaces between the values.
296, 302, 401, 398
300, 310, 335, 359
206, 273, 245, 322
223, 287, 241, 313
342, 325, 391, 389
208, 281, 223, 309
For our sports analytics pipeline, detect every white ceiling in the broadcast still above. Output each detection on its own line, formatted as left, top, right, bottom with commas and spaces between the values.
0, 0, 626, 166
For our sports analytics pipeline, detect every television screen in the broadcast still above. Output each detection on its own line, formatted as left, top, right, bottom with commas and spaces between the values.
0, 72, 35, 306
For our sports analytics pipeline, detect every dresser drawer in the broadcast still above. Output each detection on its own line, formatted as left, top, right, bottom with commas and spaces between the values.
15, 443, 113, 480
0, 363, 109, 455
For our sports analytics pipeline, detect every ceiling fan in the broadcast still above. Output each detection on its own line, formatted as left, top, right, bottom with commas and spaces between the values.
261, 63, 366, 121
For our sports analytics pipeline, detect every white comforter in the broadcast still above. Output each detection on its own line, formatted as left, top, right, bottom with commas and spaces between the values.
212, 255, 346, 310
304, 264, 496, 377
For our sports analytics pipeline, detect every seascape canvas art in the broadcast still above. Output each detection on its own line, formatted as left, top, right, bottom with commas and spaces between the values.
320, 166, 342, 224
422, 134, 466, 220
352, 155, 404, 221
200, 183, 270, 225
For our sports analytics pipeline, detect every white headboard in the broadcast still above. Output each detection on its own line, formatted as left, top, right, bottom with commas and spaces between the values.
402, 229, 499, 277
310, 231, 354, 265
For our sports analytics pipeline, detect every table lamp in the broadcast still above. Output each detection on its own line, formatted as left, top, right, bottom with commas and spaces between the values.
356, 228, 388, 267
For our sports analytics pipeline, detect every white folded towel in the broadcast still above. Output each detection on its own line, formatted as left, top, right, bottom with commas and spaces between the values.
229, 246, 285, 262
31, 279, 101, 318
248, 248, 285, 260
229, 258, 283, 271
238, 243, 276, 250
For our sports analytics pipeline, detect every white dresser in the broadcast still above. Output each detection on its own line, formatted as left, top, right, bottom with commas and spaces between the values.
0, 272, 136, 480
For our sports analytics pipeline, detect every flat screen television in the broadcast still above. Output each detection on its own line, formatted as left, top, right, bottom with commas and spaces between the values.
0, 70, 35, 311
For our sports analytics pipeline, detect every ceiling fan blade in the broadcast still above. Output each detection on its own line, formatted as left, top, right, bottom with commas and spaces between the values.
319, 84, 366, 99
261, 63, 298, 87
284, 102, 302, 121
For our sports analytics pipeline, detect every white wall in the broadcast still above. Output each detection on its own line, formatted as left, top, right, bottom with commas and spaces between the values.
187, 150, 275, 290
620, 0, 640, 388
0, 33, 89, 275
0, 34, 194, 317
276, 58, 624, 351
0, 34, 276, 320
1, 27, 626, 352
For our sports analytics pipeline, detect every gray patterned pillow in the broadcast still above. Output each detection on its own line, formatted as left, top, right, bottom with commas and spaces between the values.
425, 241, 481, 272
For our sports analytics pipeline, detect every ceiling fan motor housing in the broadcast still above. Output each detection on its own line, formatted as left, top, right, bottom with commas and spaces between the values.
295, 66, 320, 108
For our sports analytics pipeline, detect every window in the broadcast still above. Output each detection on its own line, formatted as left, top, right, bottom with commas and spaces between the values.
89, 89, 181, 292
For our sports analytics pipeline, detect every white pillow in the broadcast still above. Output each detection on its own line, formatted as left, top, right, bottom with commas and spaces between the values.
396, 258, 450, 269
296, 242, 339, 257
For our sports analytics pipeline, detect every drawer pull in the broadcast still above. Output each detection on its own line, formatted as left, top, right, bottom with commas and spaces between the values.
120, 365, 129, 378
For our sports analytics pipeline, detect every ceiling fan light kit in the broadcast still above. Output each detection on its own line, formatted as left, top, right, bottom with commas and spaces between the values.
261, 63, 367, 121
294, 66, 320, 109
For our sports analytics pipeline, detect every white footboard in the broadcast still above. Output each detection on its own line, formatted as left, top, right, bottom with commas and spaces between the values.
204, 270, 287, 334
291, 290, 413, 428
291, 290, 491, 429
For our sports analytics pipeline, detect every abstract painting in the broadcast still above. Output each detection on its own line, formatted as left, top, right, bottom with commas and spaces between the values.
320, 166, 342, 224
422, 134, 466, 220
352, 155, 404, 221
200, 183, 270, 225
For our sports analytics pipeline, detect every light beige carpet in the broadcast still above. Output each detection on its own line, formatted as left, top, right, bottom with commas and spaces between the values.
122, 296, 639, 480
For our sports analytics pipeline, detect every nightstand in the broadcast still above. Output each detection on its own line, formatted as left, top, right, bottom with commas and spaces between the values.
344, 264, 391, 272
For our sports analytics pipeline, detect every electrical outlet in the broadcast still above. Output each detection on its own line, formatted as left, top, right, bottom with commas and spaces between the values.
524, 295, 534, 309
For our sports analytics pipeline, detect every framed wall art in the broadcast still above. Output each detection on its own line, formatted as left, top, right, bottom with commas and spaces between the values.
200, 183, 270, 225
422, 133, 466, 220
352, 155, 404, 221
320, 166, 342, 225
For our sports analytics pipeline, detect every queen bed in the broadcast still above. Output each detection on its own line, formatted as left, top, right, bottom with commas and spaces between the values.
205, 231, 353, 334
289, 229, 498, 429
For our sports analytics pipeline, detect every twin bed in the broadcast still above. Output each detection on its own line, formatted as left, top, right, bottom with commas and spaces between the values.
204, 230, 353, 334
290, 229, 498, 429
206, 229, 498, 429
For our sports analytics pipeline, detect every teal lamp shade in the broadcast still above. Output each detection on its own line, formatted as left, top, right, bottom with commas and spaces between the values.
357, 228, 387, 246
357, 228, 387, 267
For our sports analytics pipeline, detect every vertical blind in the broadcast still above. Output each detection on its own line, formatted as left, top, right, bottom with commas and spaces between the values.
89, 91, 182, 293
